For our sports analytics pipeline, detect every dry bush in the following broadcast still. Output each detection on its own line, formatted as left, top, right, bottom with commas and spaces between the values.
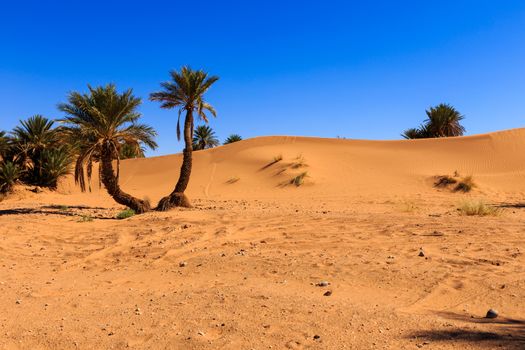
454, 175, 475, 193
458, 199, 500, 216
434, 175, 457, 188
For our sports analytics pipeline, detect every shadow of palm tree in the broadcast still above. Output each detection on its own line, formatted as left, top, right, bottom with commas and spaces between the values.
408, 311, 525, 349
0, 206, 114, 219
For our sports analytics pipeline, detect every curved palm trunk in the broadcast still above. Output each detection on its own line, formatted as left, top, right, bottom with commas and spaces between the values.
100, 145, 151, 214
156, 110, 193, 211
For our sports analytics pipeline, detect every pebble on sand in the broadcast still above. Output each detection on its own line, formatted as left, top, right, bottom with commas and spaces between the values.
485, 309, 498, 319
323, 291, 332, 296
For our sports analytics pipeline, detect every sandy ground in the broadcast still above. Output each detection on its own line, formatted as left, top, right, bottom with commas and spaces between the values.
1, 130, 525, 349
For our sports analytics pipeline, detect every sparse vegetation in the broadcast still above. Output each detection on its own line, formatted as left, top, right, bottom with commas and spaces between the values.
78, 214, 94, 222
58, 205, 69, 211
116, 208, 135, 220
454, 175, 475, 193
458, 199, 500, 216
290, 154, 307, 169
290, 171, 308, 187
262, 154, 283, 169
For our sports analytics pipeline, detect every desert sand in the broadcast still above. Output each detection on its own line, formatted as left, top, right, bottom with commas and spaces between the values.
1, 129, 524, 349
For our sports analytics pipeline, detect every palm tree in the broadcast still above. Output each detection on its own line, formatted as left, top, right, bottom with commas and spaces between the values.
424, 103, 465, 137
224, 134, 242, 145
10, 115, 57, 166
402, 104, 465, 139
59, 84, 157, 214
150, 66, 218, 210
193, 125, 219, 150
0, 131, 10, 160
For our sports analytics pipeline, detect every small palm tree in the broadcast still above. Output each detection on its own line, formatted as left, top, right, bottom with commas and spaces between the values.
193, 125, 219, 150
0, 161, 21, 194
150, 66, 218, 210
401, 124, 429, 139
224, 134, 242, 145
425, 103, 465, 137
59, 84, 157, 213
10, 115, 57, 166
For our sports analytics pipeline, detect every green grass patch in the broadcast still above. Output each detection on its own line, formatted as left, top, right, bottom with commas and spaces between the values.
116, 208, 135, 220
290, 172, 308, 187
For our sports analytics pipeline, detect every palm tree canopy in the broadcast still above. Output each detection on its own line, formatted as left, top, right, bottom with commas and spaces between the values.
58, 84, 158, 191
224, 134, 243, 144
149, 66, 219, 140
193, 125, 219, 150
10, 115, 57, 157
424, 103, 465, 137
0, 131, 10, 157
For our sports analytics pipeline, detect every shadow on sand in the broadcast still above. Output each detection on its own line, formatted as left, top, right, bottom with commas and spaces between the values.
408, 311, 525, 349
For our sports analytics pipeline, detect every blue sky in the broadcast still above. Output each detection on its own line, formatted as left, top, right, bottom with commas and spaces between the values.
1, 1, 524, 155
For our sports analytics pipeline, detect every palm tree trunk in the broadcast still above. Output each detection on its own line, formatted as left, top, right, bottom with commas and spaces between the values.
100, 144, 150, 214
156, 110, 193, 211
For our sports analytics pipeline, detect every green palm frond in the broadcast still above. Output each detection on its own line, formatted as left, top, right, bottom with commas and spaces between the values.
59, 84, 158, 192
224, 134, 243, 144
192, 125, 219, 150
150, 66, 219, 141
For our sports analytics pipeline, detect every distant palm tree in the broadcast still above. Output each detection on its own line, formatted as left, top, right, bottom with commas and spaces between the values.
193, 125, 219, 150
425, 103, 465, 137
59, 84, 157, 213
402, 104, 465, 139
224, 134, 242, 145
150, 66, 218, 210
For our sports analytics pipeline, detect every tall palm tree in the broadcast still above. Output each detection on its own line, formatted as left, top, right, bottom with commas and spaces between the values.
59, 84, 157, 214
150, 66, 218, 210
424, 103, 465, 137
193, 125, 219, 150
224, 134, 242, 145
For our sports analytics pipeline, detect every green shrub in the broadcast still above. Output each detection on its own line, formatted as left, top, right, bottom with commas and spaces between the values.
116, 208, 135, 220
0, 161, 21, 193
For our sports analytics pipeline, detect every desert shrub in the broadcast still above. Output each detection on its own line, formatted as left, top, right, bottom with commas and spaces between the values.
116, 208, 135, 220
454, 175, 475, 193
290, 172, 308, 187
434, 175, 457, 188
458, 200, 500, 216
290, 155, 307, 169
0, 161, 21, 193
262, 154, 283, 169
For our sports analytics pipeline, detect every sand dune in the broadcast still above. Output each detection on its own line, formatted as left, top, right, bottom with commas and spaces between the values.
1, 129, 525, 349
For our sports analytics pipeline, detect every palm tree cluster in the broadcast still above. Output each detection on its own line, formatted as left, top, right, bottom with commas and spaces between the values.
402, 103, 466, 139
0, 115, 73, 193
0, 66, 225, 214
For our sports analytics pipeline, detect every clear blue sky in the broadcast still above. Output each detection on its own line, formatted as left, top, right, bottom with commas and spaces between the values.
1, 1, 524, 156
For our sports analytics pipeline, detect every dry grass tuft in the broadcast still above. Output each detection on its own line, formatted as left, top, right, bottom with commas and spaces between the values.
458, 199, 501, 216
290, 172, 308, 187
290, 154, 307, 169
